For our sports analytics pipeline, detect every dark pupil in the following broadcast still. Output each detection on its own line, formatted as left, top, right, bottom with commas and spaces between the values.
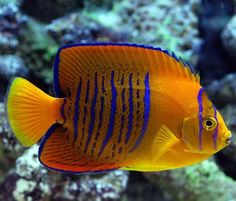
206, 120, 213, 127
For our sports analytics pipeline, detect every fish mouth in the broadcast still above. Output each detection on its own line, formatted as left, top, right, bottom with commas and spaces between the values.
224, 130, 232, 145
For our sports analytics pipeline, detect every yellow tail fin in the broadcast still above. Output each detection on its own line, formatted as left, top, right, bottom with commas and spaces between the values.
6, 77, 64, 147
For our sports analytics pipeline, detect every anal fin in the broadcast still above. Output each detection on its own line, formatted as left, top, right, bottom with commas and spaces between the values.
38, 125, 119, 174
152, 125, 180, 162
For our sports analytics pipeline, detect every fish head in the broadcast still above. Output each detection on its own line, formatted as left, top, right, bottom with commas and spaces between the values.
181, 88, 231, 154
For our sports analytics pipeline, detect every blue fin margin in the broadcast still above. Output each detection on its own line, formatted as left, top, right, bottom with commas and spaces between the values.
38, 124, 118, 175
53, 42, 197, 97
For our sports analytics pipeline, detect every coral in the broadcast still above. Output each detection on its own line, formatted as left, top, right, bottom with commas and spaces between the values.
0, 102, 23, 180
0, 103, 23, 153
222, 15, 236, 60
145, 160, 236, 201
46, 13, 103, 45
0, 55, 28, 81
112, 0, 202, 63
0, 3, 27, 54
19, 18, 59, 84
0, 144, 128, 201
0, 2, 59, 85
46, 12, 127, 46
0, 55, 29, 101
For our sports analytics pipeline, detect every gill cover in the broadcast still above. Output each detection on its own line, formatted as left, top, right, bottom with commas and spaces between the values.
181, 88, 220, 153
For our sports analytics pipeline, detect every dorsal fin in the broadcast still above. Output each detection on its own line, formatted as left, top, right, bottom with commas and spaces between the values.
53, 43, 200, 97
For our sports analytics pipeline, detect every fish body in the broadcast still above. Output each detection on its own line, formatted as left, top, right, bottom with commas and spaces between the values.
6, 43, 231, 173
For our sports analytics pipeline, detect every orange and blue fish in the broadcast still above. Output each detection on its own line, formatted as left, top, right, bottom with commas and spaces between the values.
6, 43, 232, 173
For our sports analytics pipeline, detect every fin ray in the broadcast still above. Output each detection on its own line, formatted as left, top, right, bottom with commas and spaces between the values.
54, 43, 199, 97
39, 125, 119, 173
7, 77, 64, 147
152, 125, 180, 162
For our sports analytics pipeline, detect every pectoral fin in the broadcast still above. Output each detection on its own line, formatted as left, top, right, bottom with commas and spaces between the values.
152, 125, 180, 162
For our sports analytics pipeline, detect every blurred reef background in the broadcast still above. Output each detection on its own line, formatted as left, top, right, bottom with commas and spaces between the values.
0, 0, 236, 200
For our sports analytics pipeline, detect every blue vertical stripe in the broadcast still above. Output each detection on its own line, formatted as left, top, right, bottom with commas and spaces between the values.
213, 105, 218, 150
84, 73, 98, 153
73, 78, 82, 144
197, 88, 204, 150
129, 73, 150, 152
125, 73, 134, 144
98, 71, 117, 156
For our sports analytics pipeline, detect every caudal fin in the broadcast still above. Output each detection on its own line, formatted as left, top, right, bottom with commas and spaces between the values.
6, 77, 64, 147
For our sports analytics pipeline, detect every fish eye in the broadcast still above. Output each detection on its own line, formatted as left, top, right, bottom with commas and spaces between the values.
203, 116, 217, 131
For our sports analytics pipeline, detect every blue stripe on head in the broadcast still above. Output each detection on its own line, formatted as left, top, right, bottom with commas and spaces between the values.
73, 78, 82, 145
129, 72, 150, 152
213, 105, 218, 150
98, 71, 117, 156
197, 88, 204, 151
84, 73, 98, 153
125, 73, 134, 144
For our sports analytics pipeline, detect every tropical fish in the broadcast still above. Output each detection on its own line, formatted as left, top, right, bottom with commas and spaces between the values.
6, 43, 231, 173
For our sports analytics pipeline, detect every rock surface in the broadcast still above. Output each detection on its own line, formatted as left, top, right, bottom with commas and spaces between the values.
1, 0, 236, 200
112, 0, 202, 63
145, 160, 236, 201
222, 15, 236, 60
0, 3, 27, 54
0, 145, 129, 201
206, 73, 236, 106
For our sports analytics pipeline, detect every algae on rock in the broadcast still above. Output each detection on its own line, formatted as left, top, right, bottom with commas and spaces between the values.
112, 0, 202, 63
0, 144, 129, 201
145, 160, 236, 201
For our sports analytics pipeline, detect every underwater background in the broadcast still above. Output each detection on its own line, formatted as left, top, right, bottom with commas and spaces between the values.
0, 0, 236, 200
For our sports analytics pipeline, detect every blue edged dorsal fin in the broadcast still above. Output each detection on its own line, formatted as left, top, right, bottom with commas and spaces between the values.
53, 43, 200, 97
